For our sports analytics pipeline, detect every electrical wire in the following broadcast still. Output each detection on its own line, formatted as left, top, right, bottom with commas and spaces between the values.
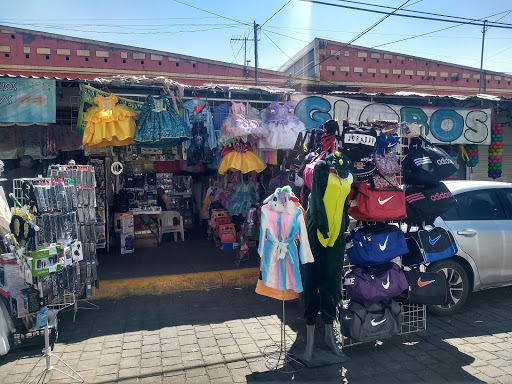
171, 0, 251, 26
262, 30, 294, 61
329, 0, 512, 27
299, 0, 512, 29
261, 1, 292, 28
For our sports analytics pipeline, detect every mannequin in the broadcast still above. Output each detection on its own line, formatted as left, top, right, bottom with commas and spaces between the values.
302, 151, 353, 361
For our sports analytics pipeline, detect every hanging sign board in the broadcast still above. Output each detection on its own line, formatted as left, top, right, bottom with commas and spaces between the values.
0, 78, 56, 123
291, 94, 492, 145
76, 84, 144, 133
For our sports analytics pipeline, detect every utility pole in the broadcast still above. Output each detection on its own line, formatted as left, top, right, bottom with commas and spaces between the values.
478, 20, 488, 94
254, 21, 259, 86
231, 35, 254, 77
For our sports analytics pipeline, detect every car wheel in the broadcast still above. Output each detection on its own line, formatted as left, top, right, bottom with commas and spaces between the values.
427, 259, 470, 316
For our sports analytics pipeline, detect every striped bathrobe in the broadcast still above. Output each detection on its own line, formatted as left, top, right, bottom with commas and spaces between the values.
258, 203, 314, 293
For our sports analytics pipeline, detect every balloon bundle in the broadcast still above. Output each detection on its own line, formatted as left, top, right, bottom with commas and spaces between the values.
488, 124, 503, 179
464, 144, 479, 168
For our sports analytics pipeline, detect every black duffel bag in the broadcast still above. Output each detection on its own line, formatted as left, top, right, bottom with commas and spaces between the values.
405, 182, 456, 224
341, 125, 377, 162
339, 298, 402, 342
395, 269, 448, 305
402, 143, 458, 185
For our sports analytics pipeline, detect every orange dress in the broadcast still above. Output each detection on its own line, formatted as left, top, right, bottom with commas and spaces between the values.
82, 94, 136, 147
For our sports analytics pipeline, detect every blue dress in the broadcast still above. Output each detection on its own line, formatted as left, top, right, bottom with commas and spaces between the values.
228, 180, 258, 216
135, 95, 192, 147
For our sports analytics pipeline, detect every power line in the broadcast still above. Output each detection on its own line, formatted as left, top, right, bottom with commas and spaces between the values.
299, 0, 512, 29
371, 9, 512, 49
262, 30, 294, 61
261, 0, 292, 28
261, 29, 312, 43
171, 0, 250, 26
329, 0, 512, 27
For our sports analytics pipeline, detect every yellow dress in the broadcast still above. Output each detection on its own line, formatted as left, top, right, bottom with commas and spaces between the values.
218, 141, 266, 175
82, 94, 136, 147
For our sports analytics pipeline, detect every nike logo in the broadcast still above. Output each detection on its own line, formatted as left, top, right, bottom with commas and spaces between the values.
382, 273, 390, 290
418, 278, 435, 287
379, 235, 389, 251
429, 235, 441, 245
345, 316, 352, 321
371, 318, 387, 326
378, 196, 394, 205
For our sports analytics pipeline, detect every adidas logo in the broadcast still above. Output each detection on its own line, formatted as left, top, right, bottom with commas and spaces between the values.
431, 192, 453, 201
413, 157, 432, 166
437, 157, 454, 165
406, 192, 426, 203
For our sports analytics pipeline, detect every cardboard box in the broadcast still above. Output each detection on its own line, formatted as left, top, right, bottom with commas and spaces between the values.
114, 212, 134, 234
118, 233, 135, 254
30, 245, 61, 277
10, 286, 29, 318
0, 253, 24, 292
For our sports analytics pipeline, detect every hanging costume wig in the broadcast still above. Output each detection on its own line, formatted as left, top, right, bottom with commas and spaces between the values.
258, 186, 314, 293
218, 140, 266, 175
303, 152, 354, 325
82, 94, 136, 147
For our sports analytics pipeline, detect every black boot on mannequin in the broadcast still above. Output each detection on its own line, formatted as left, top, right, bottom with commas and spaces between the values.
302, 325, 315, 361
324, 324, 344, 356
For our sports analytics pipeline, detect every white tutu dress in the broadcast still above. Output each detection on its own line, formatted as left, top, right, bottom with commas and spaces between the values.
258, 101, 306, 150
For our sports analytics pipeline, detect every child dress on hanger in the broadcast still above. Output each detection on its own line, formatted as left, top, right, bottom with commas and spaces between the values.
218, 140, 266, 175
82, 94, 136, 147
135, 95, 191, 147
258, 101, 306, 150
228, 178, 258, 216
218, 102, 269, 146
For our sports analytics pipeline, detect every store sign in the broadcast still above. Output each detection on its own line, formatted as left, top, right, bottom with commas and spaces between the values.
292, 94, 492, 145
0, 78, 56, 123
76, 84, 145, 133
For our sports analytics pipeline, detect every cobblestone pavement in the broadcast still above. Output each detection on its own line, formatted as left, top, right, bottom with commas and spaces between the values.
1, 285, 512, 383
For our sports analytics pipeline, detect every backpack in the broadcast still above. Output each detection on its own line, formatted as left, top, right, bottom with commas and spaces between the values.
210, 209, 229, 229
347, 182, 407, 222
405, 182, 456, 225
353, 161, 376, 183
339, 299, 403, 342
215, 216, 232, 238
219, 223, 237, 244
402, 226, 458, 267
344, 262, 409, 303
396, 269, 448, 305
341, 126, 377, 162
373, 174, 400, 189
346, 224, 409, 267
402, 144, 459, 185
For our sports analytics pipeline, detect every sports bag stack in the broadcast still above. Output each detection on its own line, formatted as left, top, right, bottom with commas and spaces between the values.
340, 121, 410, 342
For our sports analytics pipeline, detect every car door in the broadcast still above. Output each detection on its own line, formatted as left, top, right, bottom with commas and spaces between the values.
495, 188, 512, 283
441, 189, 510, 286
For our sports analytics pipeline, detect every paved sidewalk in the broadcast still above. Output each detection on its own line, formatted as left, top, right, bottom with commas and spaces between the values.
1, 286, 512, 383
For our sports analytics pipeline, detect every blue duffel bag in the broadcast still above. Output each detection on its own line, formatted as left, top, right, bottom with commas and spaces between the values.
346, 223, 409, 267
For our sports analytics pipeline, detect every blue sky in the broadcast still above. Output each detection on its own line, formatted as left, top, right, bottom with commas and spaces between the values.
1, 0, 511, 73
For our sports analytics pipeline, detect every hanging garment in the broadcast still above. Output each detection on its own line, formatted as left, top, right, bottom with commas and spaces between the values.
82, 94, 136, 147
259, 101, 306, 150
218, 141, 266, 175
183, 99, 217, 150
303, 152, 354, 325
228, 179, 258, 216
135, 95, 192, 147
187, 122, 214, 166
258, 187, 314, 292
218, 102, 269, 146
213, 103, 231, 131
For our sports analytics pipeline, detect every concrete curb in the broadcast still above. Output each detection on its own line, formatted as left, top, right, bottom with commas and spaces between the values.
92, 267, 260, 299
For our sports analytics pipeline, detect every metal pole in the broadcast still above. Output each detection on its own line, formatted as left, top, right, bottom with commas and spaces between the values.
244, 37, 247, 77
254, 21, 259, 86
478, 20, 487, 94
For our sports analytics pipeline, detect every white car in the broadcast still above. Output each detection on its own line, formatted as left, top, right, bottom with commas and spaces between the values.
431, 180, 512, 315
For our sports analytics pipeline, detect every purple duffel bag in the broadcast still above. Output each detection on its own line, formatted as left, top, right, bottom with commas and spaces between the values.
344, 262, 408, 303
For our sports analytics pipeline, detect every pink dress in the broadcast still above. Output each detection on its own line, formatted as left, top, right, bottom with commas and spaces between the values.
218, 102, 269, 145
258, 101, 306, 150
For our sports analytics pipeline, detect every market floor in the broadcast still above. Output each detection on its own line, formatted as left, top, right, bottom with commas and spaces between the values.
98, 231, 259, 280
2, 287, 512, 384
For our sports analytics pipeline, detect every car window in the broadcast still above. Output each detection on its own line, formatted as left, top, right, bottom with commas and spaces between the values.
442, 190, 506, 221
502, 190, 512, 211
